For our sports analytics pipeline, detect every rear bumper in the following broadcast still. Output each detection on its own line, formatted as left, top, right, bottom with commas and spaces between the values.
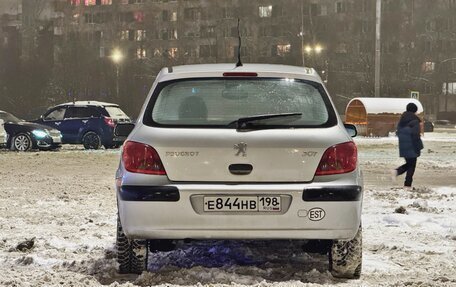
117, 183, 363, 241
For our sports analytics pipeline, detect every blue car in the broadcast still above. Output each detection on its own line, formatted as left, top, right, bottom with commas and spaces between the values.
35, 101, 131, 150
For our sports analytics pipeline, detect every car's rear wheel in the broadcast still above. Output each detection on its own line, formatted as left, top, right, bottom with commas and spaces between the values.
116, 214, 148, 274
329, 225, 362, 279
11, 133, 32, 152
82, 131, 101, 150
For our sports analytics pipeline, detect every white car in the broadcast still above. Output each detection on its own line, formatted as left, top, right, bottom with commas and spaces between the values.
115, 64, 363, 278
0, 119, 6, 146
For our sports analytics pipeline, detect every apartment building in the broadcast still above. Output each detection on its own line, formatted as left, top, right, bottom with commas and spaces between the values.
3, 0, 456, 118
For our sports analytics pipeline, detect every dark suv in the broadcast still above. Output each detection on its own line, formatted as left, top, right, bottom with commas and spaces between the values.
35, 101, 131, 149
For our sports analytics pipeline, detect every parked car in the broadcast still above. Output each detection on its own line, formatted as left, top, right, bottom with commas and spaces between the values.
114, 64, 363, 278
0, 110, 62, 151
433, 119, 454, 128
35, 101, 131, 150
0, 119, 6, 147
423, 119, 434, 132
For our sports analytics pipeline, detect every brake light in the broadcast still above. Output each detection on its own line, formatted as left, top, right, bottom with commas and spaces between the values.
315, 142, 357, 176
122, 141, 166, 175
104, 116, 115, 128
223, 72, 258, 77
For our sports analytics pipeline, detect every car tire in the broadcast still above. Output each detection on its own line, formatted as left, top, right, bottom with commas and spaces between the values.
116, 214, 148, 274
329, 225, 362, 279
82, 131, 101, 150
11, 133, 32, 152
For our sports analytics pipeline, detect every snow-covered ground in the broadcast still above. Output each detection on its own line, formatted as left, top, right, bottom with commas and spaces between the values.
0, 132, 455, 287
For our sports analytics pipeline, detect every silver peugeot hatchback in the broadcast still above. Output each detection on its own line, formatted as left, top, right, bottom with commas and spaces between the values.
115, 64, 363, 278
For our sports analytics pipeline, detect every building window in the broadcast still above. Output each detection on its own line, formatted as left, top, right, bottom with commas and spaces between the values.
320, 5, 327, 16
310, 4, 320, 16
119, 12, 134, 23
135, 30, 146, 41
424, 82, 432, 94
259, 6, 273, 18
170, 11, 177, 22
272, 5, 283, 17
162, 10, 169, 21
222, 7, 235, 19
232, 46, 249, 58
184, 8, 200, 21
341, 62, 351, 72
120, 30, 129, 40
259, 26, 272, 37
136, 48, 146, 59
336, 2, 347, 13
425, 20, 435, 32
230, 26, 238, 37
153, 48, 161, 57
399, 62, 410, 74
424, 41, 432, 53
443, 82, 456, 94
134, 11, 144, 22
168, 47, 178, 59
201, 26, 216, 38
336, 42, 348, 54
276, 44, 291, 57
422, 61, 435, 72
361, 20, 370, 33
161, 29, 177, 40
362, 0, 371, 12
121, 0, 143, 3
84, 13, 94, 24
199, 45, 217, 57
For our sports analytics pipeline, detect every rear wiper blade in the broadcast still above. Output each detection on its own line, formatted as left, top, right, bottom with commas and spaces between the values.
228, 113, 302, 130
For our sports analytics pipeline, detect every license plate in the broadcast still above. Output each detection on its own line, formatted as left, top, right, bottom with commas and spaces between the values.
52, 136, 61, 143
203, 196, 281, 212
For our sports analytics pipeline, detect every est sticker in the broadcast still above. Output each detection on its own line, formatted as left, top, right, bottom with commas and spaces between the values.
308, 207, 326, 221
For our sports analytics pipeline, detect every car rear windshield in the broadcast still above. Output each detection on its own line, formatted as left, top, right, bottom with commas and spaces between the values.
105, 106, 129, 119
145, 78, 337, 128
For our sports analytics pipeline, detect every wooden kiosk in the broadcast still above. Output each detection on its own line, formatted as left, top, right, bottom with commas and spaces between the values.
345, 97, 424, 137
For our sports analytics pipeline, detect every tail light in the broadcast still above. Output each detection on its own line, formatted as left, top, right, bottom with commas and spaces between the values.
122, 141, 166, 175
104, 116, 115, 128
315, 142, 357, 176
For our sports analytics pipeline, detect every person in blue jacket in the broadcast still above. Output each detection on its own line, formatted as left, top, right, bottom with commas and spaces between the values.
392, 103, 424, 189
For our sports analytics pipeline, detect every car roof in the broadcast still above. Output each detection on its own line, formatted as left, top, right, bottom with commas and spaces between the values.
55, 101, 119, 107
156, 63, 323, 83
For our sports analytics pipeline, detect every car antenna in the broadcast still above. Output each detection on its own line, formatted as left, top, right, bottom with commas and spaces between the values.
235, 18, 243, 67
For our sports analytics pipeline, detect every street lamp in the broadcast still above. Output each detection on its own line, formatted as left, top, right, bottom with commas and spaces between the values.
304, 44, 323, 54
111, 48, 124, 100
303, 44, 327, 82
